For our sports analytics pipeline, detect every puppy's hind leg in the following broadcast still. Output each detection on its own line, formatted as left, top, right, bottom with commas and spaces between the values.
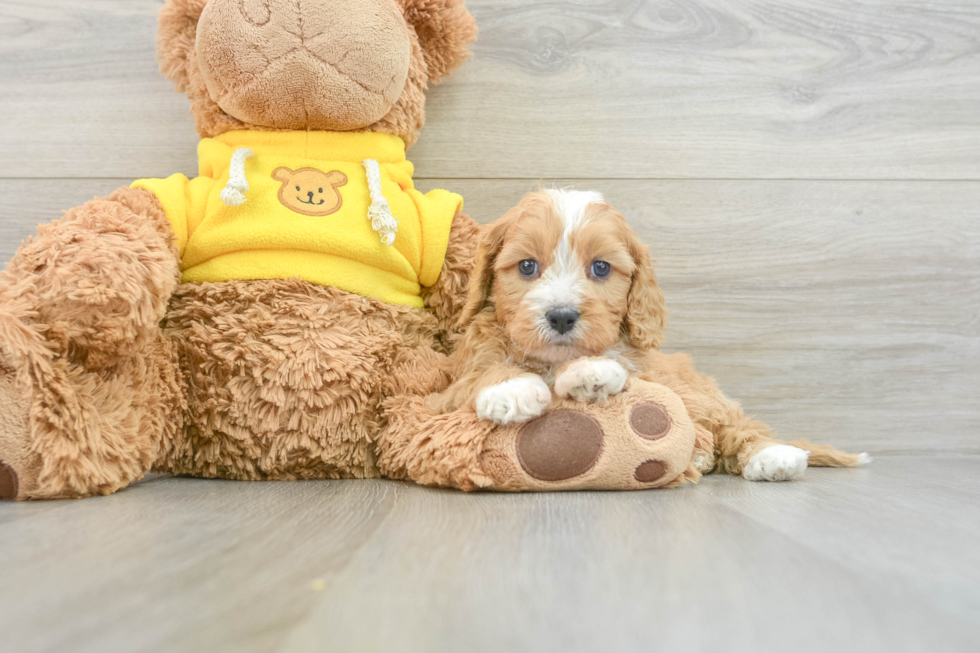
712, 406, 868, 482
709, 409, 804, 481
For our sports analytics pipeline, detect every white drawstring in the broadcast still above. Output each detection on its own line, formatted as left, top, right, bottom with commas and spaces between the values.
220, 148, 254, 206
362, 158, 398, 246
220, 151, 398, 247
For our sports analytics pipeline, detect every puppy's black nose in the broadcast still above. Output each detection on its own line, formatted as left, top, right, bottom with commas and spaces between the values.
546, 308, 579, 335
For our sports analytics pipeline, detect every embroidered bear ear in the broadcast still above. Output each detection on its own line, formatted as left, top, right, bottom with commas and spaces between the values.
157, 0, 210, 92
397, 0, 478, 84
272, 167, 294, 183
325, 171, 348, 186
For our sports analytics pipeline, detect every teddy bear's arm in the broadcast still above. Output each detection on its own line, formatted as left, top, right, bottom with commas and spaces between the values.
0, 186, 184, 499
0, 187, 180, 365
420, 210, 480, 346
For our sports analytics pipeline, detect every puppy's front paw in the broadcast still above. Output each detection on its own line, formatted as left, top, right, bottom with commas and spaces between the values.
742, 445, 809, 482
554, 358, 628, 403
477, 376, 552, 425
693, 451, 715, 475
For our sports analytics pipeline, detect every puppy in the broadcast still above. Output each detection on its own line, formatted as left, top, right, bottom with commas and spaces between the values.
433, 189, 868, 481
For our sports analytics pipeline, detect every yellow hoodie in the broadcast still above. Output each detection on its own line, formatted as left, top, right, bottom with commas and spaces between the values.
132, 130, 463, 308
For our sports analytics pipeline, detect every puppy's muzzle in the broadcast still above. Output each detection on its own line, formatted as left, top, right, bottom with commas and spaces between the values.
546, 308, 579, 335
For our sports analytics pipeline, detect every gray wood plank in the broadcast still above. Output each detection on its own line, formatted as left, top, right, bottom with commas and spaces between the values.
0, 457, 977, 653
0, 0, 200, 180
0, 478, 402, 653
2, 1, 979, 180
3, 178, 977, 453
281, 461, 980, 653
716, 456, 980, 624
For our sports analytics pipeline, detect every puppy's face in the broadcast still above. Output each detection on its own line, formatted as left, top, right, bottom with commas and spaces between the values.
461, 189, 667, 363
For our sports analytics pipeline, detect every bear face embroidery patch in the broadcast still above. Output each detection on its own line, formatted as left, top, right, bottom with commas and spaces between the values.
272, 167, 348, 217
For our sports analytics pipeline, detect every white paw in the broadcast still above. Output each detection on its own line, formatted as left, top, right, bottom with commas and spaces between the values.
857, 452, 873, 465
477, 376, 552, 425
693, 451, 715, 474
554, 358, 628, 403
743, 445, 809, 482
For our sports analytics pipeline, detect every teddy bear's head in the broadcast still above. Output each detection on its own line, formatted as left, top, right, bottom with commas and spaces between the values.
158, 0, 477, 146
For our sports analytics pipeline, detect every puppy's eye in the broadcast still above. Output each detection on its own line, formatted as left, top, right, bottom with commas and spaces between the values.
591, 260, 611, 279
518, 259, 538, 278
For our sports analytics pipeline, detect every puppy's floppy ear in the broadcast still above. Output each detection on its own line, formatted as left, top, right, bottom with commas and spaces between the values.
398, 0, 478, 83
623, 230, 668, 350
157, 0, 210, 92
457, 212, 513, 329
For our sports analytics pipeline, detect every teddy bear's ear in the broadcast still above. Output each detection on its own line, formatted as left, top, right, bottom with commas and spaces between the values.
398, 0, 478, 84
157, 0, 210, 92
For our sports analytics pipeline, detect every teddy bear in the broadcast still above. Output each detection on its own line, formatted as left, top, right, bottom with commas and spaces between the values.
0, 0, 700, 500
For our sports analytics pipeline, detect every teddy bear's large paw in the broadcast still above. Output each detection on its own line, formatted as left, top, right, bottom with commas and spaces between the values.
476, 375, 552, 425
554, 357, 628, 403
479, 379, 698, 491
0, 361, 38, 501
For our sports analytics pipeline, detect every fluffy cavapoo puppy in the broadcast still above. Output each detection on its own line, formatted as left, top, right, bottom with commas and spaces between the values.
433, 189, 869, 481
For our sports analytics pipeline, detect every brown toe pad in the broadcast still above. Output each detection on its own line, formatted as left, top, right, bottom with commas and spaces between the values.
0, 462, 19, 500
630, 402, 672, 440
516, 410, 604, 482
634, 459, 667, 483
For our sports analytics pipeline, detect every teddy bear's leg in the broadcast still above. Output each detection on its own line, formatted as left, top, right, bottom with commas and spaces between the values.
0, 188, 183, 499
378, 379, 700, 492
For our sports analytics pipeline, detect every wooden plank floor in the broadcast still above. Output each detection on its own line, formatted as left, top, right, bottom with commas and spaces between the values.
1, 457, 979, 652
1, 1, 979, 651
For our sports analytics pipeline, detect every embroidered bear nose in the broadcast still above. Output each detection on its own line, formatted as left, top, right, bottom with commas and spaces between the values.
546, 308, 579, 335
307, 191, 315, 199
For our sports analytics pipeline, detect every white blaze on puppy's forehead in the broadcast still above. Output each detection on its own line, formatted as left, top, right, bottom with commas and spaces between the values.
549, 189, 604, 273
529, 189, 606, 307
546, 188, 606, 247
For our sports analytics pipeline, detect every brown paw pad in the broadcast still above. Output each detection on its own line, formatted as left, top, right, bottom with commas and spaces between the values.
0, 462, 18, 500
516, 410, 604, 482
634, 459, 667, 483
630, 402, 672, 440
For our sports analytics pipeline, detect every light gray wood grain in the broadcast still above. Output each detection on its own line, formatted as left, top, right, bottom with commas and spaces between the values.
2, 0, 980, 179
0, 457, 977, 653
3, 178, 977, 453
